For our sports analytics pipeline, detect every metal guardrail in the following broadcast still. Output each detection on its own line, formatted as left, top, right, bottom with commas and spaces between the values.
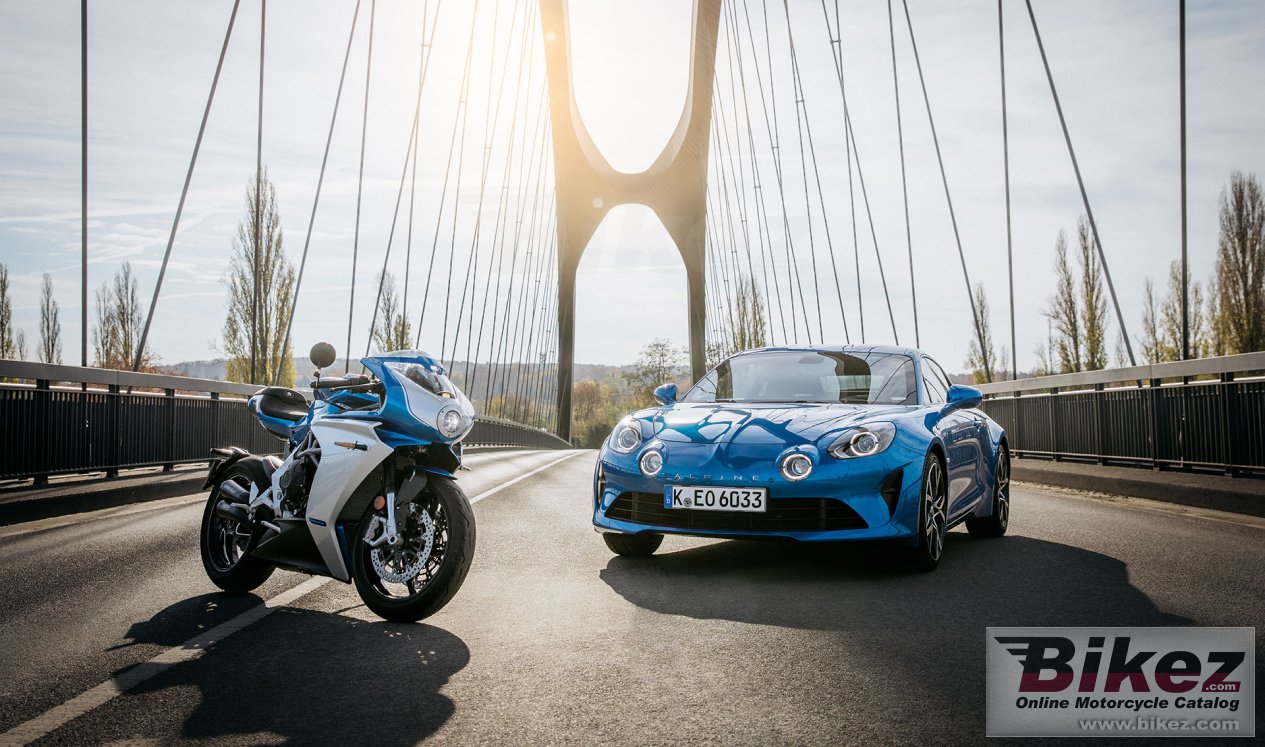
0, 360, 570, 483
976, 352, 1265, 476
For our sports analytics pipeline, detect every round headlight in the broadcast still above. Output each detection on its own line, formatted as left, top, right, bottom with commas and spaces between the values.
611, 422, 641, 454
639, 450, 664, 476
851, 431, 880, 456
780, 453, 813, 481
438, 408, 463, 437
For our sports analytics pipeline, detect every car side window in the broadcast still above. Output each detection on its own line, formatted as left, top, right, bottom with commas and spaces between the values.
921, 356, 949, 404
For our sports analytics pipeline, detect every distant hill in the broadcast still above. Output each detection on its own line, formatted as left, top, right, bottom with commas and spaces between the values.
170, 357, 633, 393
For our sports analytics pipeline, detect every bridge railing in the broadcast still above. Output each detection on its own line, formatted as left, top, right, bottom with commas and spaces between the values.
0, 360, 570, 484
976, 352, 1265, 477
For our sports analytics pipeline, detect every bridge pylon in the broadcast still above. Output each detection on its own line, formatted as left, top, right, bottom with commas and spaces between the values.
539, 0, 722, 442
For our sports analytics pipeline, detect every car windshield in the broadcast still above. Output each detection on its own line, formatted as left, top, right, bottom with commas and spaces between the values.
682, 350, 918, 405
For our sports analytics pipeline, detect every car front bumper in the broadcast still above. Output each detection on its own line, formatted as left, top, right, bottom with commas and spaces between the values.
593, 440, 925, 542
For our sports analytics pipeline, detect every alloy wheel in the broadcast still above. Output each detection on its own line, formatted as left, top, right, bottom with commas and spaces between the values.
924, 459, 947, 561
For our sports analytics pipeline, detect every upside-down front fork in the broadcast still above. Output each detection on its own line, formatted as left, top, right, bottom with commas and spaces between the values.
364, 457, 402, 549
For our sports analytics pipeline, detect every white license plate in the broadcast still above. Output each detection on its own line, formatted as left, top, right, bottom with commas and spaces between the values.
664, 485, 767, 513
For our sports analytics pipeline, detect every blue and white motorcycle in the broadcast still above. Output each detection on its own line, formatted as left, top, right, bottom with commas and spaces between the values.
199, 342, 477, 622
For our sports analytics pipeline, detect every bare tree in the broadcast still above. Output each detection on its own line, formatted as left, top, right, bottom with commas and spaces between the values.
624, 338, 686, 407
964, 282, 1000, 384
711, 273, 768, 363
222, 171, 296, 386
1159, 260, 1205, 360
1045, 231, 1082, 373
39, 273, 62, 364
1138, 278, 1163, 364
1212, 171, 1265, 353
1078, 217, 1108, 370
92, 262, 154, 370
371, 271, 413, 353
0, 263, 16, 360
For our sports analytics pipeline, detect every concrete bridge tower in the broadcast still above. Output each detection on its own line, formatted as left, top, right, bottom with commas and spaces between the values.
538, 0, 723, 441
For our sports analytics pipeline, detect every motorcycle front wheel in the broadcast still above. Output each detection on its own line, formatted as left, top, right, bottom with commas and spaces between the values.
351, 474, 476, 623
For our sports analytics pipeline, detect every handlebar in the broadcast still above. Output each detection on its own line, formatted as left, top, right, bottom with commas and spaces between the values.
312, 374, 372, 390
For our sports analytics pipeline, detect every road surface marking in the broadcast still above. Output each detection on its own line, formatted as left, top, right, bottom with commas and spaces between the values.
0, 449, 582, 747
0, 495, 206, 540
0, 449, 556, 540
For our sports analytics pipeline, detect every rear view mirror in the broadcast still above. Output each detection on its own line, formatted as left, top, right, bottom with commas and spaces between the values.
310, 342, 337, 370
653, 382, 678, 406
945, 384, 983, 411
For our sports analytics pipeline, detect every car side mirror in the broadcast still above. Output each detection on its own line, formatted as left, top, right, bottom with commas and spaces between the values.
945, 384, 983, 411
653, 382, 678, 406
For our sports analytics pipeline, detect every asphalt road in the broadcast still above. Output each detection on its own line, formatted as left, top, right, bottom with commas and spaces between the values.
0, 449, 1261, 745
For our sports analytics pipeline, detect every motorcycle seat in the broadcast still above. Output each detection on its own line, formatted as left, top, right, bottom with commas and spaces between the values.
255, 387, 310, 421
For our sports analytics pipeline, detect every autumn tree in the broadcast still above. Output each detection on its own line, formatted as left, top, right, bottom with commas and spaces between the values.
0, 263, 17, 360
1045, 231, 1081, 373
222, 171, 296, 386
93, 262, 155, 370
371, 271, 413, 354
624, 338, 686, 408
39, 273, 62, 364
964, 282, 1001, 384
1078, 218, 1109, 370
1211, 171, 1265, 354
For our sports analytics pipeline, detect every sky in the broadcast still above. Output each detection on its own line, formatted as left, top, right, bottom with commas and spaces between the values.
0, 0, 1263, 372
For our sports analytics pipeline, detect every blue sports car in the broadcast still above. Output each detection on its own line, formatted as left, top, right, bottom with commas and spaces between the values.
593, 345, 1010, 570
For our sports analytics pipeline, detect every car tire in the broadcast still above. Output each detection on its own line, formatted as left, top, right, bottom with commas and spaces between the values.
967, 445, 1010, 539
603, 532, 663, 557
906, 451, 947, 572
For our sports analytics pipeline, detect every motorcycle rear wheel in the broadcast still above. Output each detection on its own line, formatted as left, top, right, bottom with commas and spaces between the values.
351, 474, 476, 623
200, 464, 275, 594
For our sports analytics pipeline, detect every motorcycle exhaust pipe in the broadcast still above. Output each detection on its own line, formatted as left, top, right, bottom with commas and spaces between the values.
218, 480, 250, 505
215, 500, 251, 525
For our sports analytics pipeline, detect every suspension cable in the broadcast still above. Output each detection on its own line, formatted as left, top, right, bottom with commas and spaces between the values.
782, 0, 849, 344
999, 0, 1016, 379
723, 0, 787, 343
133, 0, 241, 372
361, 2, 441, 363
900, 0, 989, 380
344, 0, 376, 373
403, 0, 436, 341
887, 0, 919, 347
1022, 0, 1135, 366
416, 0, 480, 349
251, 0, 265, 383
276, 0, 362, 384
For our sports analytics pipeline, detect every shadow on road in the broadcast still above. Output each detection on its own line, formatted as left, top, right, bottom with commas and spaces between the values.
100, 595, 469, 744
600, 533, 1186, 631
600, 533, 1188, 731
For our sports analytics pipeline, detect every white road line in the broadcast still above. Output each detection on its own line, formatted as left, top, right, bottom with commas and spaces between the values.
0, 450, 583, 747
467, 450, 583, 504
0, 495, 206, 540
0, 449, 546, 541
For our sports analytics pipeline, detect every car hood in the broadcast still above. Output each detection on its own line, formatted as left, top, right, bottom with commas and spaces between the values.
649, 402, 913, 446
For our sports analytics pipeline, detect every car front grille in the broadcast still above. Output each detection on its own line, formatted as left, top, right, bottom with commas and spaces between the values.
605, 491, 868, 532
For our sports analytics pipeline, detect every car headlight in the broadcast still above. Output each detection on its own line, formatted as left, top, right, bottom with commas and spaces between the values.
639, 449, 664, 476
610, 419, 642, 454
779, 452, 814, 481
437, 406, 464, 438
827, 422, 897, 459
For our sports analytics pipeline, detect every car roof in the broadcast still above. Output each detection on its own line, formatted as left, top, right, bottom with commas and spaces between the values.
734, 344, 926, 359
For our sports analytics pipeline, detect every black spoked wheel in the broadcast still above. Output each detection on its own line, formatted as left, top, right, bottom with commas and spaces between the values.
907, 452, 948, 572
352, 475, 475, 623
967, 446, 1010, 538
200, 466, 274, 593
